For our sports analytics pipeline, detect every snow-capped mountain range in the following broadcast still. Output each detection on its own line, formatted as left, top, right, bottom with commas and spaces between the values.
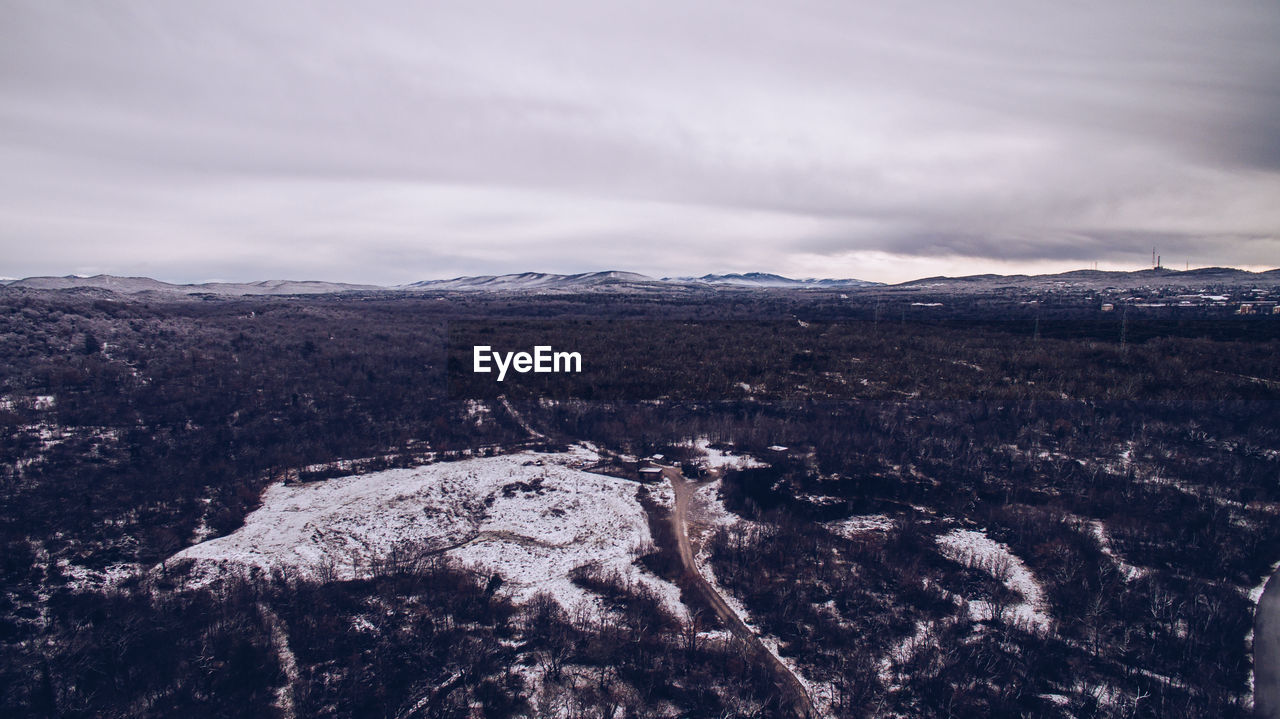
1, 275, 382, 295
4, 267, 1278, 296
669, 272, 878, 288
3, 271, 879, 295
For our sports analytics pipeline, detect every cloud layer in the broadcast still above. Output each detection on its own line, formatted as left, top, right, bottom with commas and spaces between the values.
2, 1, 1278, 282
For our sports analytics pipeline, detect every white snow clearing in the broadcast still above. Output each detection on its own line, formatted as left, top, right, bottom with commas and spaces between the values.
688, 438, 768, 470
936, 528, 1053, 634
164, 446, 685, 619
828, 514, 895, 538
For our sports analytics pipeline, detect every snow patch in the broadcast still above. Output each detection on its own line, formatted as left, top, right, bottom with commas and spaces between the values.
692, 479, 743, 530
936, 528, 1052, 634
58, 559, 138, 591
1088, 519, 1146, 581
463, 399, 490, 426
645, 479, 676, 511
879, 616, 952, 686
829, 514, 895, 538
165, 447, 686, 620
688, 438, 767, 470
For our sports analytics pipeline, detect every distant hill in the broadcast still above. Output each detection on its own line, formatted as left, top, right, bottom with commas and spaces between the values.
400, 270, 880, 292
5, 267, 1276, 296
670, 272, 880, 288
6, 275, 382, 295
399, 271, 655, 291
897, 267, 1280, 291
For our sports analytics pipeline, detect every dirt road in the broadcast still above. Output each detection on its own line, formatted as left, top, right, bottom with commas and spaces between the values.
664, 467, 816, 718
482, 402, 816, 715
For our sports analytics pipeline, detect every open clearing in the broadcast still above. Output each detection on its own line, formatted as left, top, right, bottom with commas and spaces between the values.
165, 446, 685, 617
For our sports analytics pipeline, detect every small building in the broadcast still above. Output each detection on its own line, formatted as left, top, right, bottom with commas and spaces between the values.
637, 467, 664, 483
1238, 303, 1256, 315
1100, 303, 1115, 312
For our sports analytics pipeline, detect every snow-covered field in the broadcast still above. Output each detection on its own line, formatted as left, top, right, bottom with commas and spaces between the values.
936, 528, 1052, 634
165, 446, 685, 618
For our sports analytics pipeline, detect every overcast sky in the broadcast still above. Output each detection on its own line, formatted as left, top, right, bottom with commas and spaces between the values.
2, 1, 1278, 284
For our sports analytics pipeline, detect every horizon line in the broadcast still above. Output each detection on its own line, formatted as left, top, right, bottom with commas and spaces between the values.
3, 263, 1278, 290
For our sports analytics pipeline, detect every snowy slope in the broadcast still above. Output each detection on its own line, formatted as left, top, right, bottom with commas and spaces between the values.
399, 271, 655, 291
671, 272, 878, 288
165, 447, 685, 617
7, 274, 380, 295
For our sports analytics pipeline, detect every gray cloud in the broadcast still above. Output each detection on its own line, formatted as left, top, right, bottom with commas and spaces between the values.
1, 0, 1278, 283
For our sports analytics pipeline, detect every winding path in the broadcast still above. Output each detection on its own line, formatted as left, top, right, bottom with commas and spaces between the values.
498, 395, 548, 441
487, 398, 814, 715
664, 467, 816, 718
258, 602, 299, 719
